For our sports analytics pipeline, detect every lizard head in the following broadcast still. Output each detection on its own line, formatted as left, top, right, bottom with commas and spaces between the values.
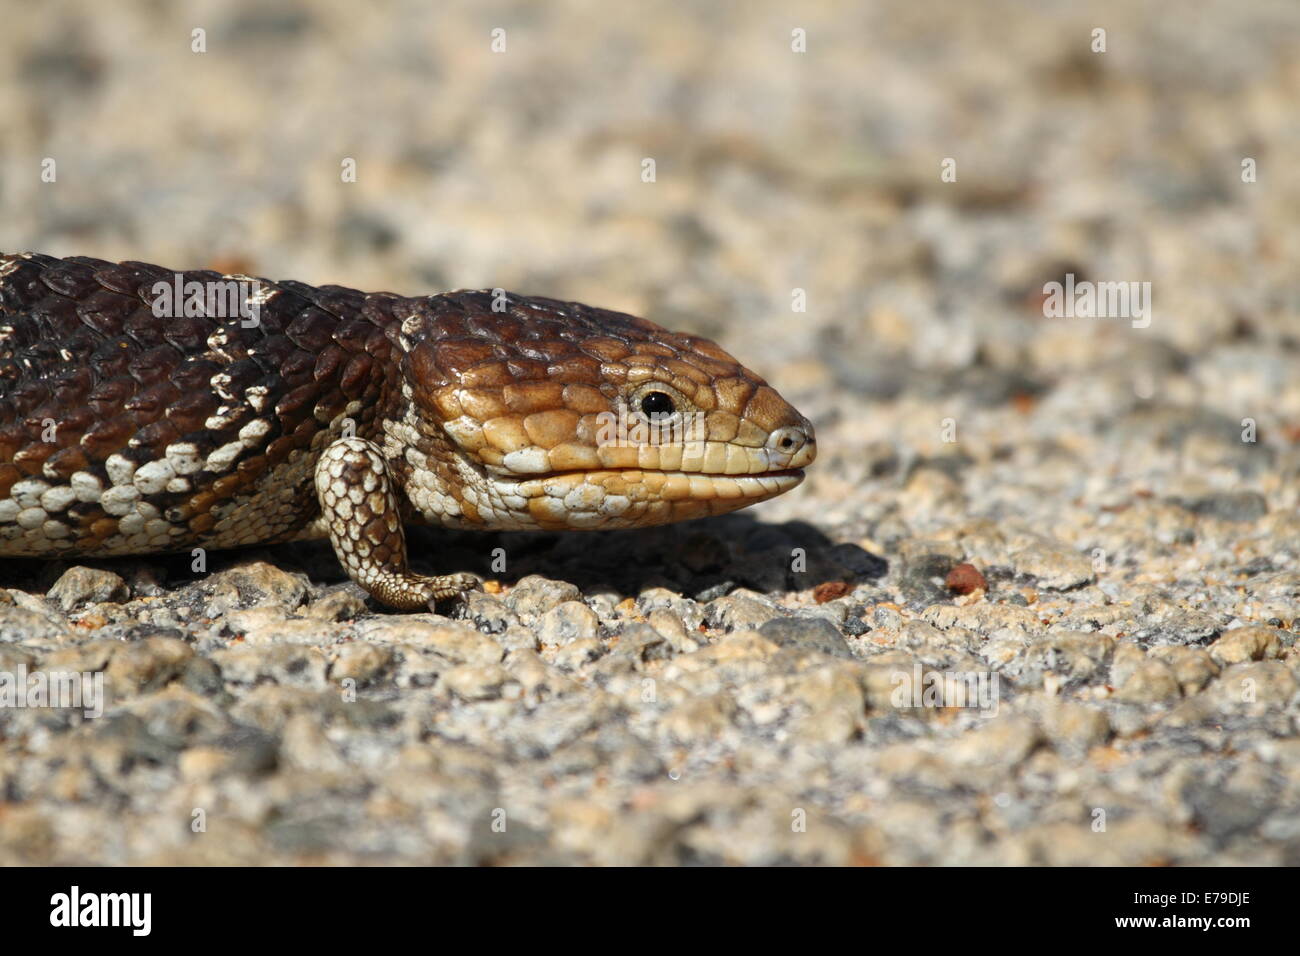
386, 291, 815, 531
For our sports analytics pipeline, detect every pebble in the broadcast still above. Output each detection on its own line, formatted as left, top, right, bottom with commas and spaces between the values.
758, 617, 855, 660
1208, 626, 1284, 666
1187, 491, 1269, 523
1008, 542, 1095, 591
536, 601, 600, 646
504, 576, 583, 622
198, 562, 311, 614
47, 567, 129, 611
1032, 697, 1111, 756
945, 563, 987, 596
1115, 659, 1182, 704
705, 591, 781, 632
330, 642, 395, 685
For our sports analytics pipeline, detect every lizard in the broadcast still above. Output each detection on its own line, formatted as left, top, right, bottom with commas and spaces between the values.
0, 252, 816, 610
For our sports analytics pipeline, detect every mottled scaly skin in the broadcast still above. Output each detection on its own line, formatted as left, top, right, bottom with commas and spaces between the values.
0, 253, 815, 609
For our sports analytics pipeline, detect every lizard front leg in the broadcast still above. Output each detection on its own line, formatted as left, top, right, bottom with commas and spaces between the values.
314, 437, 479, 610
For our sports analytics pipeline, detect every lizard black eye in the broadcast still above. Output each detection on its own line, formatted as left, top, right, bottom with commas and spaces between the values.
639, 391, 676, 418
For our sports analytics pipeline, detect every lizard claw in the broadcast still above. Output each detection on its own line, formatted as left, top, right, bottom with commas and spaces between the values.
424, 573, 482, 612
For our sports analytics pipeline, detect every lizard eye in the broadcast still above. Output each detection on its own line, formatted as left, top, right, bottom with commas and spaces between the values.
639, 391, 676, 419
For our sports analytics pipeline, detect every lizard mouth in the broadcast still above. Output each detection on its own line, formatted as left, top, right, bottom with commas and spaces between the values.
483, 467, 805, 529
496, 467, 806, 502
499, 466, 804, 486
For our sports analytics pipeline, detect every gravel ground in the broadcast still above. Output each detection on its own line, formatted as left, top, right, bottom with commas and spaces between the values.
1, 0, 1299, 865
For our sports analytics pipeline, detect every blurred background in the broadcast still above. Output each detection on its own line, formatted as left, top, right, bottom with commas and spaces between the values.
2, 0, 1298, 535
3, 0, 1299, 454
2, 0, 1300, 866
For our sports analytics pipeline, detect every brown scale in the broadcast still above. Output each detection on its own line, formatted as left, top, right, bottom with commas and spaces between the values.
0, 252, 817, 610
0, 253, 413, 556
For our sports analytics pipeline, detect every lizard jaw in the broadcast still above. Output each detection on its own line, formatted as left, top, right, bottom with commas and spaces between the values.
477, 467, 807, 530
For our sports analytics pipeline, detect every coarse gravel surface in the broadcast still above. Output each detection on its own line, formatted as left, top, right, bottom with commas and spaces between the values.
0, 0, 1298, 865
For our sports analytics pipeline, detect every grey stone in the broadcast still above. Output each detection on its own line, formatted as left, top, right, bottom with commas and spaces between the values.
758, 616, 854, 660
536, 601, 600, 646
1188, 491, 1268, 522
47, 567, 129, 611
